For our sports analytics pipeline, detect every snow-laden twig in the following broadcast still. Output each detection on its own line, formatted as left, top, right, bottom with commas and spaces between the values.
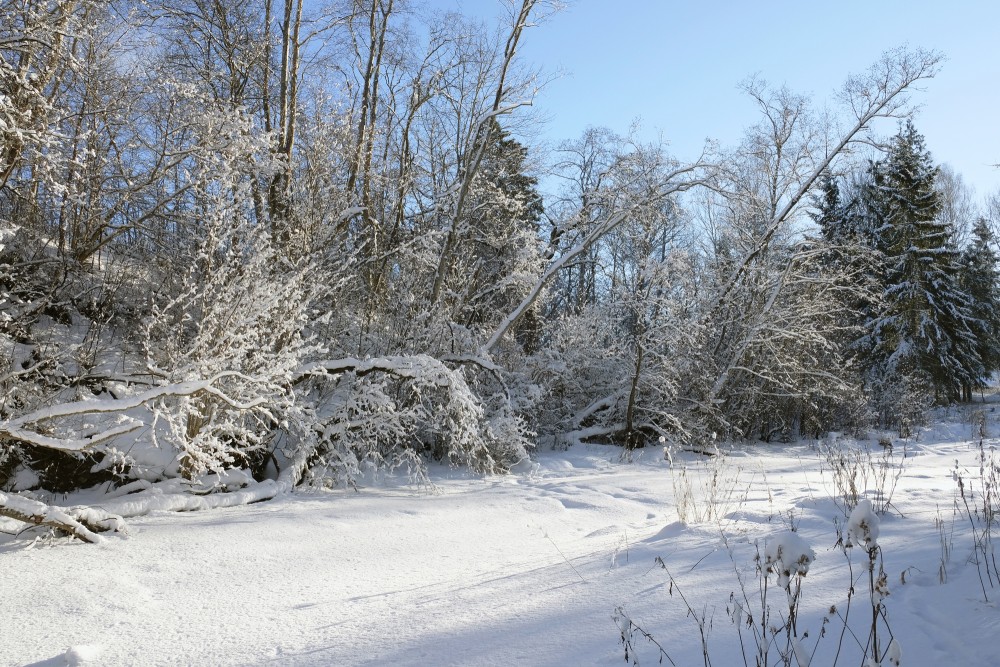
483, 164, 712, 354
294, 355, 452, 385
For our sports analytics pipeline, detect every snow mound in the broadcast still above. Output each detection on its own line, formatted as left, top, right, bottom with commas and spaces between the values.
846, 498, 880, 549
764, 530, 815, 588
885, 637, 902, 666
64, 645, 103, 665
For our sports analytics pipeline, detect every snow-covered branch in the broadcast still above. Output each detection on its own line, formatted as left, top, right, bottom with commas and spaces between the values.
0, 372, 269, 453
485, 164, 712, 353
712, 47, 941, 312
0, 492, 125, 544
294, 355, 453, 385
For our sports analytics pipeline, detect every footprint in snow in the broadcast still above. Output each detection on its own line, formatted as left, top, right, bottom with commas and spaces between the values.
558, 498, 596, 510
584, 525, 622, 539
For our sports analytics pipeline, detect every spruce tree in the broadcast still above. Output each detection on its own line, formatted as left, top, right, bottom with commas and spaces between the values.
960, 217, 1000, 398
461, 118, 544, 344
812, 170, 876, 246
810, 171, 880, 353
813, 171, 845, 243
861, 121, 981, 403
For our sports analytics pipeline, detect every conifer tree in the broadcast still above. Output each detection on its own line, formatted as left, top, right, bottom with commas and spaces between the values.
960, 217, 1000, 398
813, 171, 846, 243
810, 171, 880, 353
861, 121, 981, 403
460, 118, 544, 343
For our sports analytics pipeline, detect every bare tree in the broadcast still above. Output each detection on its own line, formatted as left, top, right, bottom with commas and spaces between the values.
692, 48, 942, 439
429, 0, 540, 307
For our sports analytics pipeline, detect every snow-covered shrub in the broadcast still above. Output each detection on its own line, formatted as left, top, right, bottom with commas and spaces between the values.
526, 307, 627, 444
133, 105, 324, 480
865, 367, 933, 437
819, 436, 904, 516
297, 356, 532, 487
142, 224, 322, 478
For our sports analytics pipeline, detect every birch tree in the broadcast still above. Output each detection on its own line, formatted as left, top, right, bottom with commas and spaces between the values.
685, 48, 942, 441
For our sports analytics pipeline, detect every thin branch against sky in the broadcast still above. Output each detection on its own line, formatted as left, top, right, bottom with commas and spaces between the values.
430, 0, 1000, 198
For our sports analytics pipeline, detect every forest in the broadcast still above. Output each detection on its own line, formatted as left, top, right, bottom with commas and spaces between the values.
1, 0, 998, 540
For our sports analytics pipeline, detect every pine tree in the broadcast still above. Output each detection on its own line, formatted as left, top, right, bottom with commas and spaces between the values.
861, 121, 982, 403
960, 217, 1000, 397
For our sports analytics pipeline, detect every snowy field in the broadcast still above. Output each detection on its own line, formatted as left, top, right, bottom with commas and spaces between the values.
4, 406, 1000, 666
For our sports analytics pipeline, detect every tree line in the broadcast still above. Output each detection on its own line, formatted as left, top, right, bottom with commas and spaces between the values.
815, 121, 1000, 430
0, 0, 992, 518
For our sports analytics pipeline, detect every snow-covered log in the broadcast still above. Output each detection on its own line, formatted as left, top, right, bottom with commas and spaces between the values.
98, 480, 290, 518
0, 457, 323, 543
0, 492, 125, 543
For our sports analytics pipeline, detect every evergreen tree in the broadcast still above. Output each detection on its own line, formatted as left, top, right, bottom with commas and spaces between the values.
461, 118, 544, 345
960, 217, 1000, 397
812, 170, 874, 246
810, 171, 880, 352
813, 171, 843, 243
860, 121, 981, 403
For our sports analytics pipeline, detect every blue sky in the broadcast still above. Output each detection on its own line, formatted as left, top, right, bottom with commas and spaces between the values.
432, 0, 1000, 199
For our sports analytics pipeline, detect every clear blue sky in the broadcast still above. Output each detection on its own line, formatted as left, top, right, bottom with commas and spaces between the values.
432, 0, 1000, 199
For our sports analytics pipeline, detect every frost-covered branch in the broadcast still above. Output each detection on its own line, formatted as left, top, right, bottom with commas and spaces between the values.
429, 0, 541, 305
295, 355, 453, 385
712, 47, 941, 312
0, 372, 269, 453
485, 164, 712, 353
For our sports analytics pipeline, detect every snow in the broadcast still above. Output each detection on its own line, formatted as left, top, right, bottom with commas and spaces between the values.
3, 409, 1000, 665
764, 530, 815, 588
12, 466, 40, 491
885, 638, 903, 666
847, 498, 881, 549
64, 645, 103, 665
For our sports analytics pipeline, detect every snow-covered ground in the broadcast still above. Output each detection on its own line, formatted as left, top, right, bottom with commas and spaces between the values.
4, 406, 1000, 666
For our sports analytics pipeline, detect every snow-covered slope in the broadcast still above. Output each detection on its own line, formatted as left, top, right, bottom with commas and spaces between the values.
3, 412, 1000, 666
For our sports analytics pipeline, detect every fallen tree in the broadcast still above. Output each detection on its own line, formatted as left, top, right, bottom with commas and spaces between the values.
0, 353, 529, 540
0, 491, 124, 543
